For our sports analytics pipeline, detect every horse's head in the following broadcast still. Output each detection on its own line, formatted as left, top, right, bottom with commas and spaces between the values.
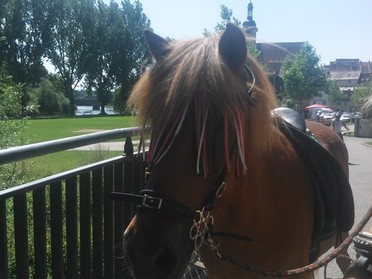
123, 23, 277, 279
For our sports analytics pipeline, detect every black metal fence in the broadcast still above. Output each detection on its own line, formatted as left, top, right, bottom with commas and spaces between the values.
0, 128, 145, 278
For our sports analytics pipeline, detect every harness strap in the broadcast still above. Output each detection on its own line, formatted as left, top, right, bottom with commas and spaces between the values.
109, 190, 196, 219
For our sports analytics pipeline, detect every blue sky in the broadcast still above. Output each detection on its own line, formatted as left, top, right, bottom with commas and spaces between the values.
122, 0, 372, 65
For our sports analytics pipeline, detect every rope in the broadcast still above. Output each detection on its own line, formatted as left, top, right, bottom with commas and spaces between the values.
209, 205, 372, 277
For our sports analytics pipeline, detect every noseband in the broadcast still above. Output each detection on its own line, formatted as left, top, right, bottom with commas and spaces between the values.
109, 188, 197, 219
109, 166, 226, 221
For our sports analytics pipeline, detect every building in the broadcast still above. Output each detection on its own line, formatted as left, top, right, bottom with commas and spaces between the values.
242, 1, 371, 111
325, 59, 372, 112
325, 59, 372, 95
242, 1, 304, 100
323, 59, 372, 111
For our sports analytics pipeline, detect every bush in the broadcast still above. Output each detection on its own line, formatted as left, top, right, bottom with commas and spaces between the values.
0, 65, 32, 190
29, 78, 70, 115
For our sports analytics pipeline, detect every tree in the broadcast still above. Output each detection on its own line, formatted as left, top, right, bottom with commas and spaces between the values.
0, 0, 52, 116
215, 5, 241, 32
82, 0, 119, 115
29, 77, 69, 115
0, 0, 49, 86
46, 0, 86, 114
1, 0, 152, 115
281, 43, 328, 109
77, 0, 150, 114
0, 65, 32, 189
112, 0, 151, 113
326, 80, 344, 108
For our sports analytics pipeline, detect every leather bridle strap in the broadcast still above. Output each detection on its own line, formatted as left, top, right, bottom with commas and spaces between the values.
109, 189, 196, 219
109, 166, 227, 219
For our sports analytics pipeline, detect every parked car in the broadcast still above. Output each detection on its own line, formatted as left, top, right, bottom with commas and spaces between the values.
311, 108, 333, 120
340, 113, 352, 123
321, 112, 335, 125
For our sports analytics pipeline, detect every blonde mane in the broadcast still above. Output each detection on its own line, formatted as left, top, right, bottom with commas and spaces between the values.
361, 95, 372, 118
128, 34, 278, 175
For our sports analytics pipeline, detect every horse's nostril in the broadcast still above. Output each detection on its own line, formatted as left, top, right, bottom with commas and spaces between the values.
153, 245, 177, 275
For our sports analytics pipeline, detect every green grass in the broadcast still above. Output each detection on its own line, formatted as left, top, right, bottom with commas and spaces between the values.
11, 115, 139, 182
26, 149, 123, 179
26, 115, 138, 143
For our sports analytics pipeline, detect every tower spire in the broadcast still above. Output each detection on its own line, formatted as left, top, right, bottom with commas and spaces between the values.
248, 0, 253, 20
243, 1, 258, 41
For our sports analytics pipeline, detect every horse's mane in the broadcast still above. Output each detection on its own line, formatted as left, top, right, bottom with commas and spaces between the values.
361, 95, 372, 118
128, 34, 278, 176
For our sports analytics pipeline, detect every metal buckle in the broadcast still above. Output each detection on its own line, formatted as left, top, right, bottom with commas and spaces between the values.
141, 194, 163, 209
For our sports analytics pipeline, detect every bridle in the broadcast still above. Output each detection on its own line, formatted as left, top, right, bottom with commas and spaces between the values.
109, 160, 227, 217
109, 162, 253, 259
109, 188, 196, 220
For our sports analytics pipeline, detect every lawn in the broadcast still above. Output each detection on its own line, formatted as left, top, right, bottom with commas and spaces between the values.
26, 115, 138, 143
25, 149, 123, 179
16, 115, 139, 182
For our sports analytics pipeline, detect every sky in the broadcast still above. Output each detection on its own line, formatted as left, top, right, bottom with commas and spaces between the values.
120, 0, 372, 65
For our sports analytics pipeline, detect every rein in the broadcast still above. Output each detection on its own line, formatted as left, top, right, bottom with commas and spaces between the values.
201, 205, 372, 277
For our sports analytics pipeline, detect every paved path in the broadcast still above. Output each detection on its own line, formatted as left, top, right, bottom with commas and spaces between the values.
72, 141, 140, 153
315, 134, 372, 279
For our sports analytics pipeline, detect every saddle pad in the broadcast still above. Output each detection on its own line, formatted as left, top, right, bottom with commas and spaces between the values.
277, 119, 355, 239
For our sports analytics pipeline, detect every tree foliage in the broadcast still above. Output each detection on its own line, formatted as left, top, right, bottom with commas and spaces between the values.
0, 0, 49, 85
112, 0, 151, 113
0, 65, 32, 189
45, 0, 89, 114
215, 5, 241, 32
82, 0, 150, 114
29, 77, 69, 115
1, 0, 151, 115
326, 79, 344, 107
281, 43, 328, 107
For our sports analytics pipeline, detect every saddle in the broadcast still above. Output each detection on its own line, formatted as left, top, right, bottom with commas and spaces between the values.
273, 108, 355, 261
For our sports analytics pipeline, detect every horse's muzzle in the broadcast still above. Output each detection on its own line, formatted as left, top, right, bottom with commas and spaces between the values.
123, 213, 194, 279
124, 239, 178, 279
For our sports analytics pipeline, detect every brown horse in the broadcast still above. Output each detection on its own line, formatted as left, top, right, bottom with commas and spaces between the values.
122, 24, 354, 279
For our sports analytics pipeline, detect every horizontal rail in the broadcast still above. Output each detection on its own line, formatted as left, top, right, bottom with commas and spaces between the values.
0, 155, 127, 200
0, 127, 143, 165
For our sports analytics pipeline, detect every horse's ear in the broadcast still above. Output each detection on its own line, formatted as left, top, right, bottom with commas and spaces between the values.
144, 29, 169, 61
219, 23, 247, 71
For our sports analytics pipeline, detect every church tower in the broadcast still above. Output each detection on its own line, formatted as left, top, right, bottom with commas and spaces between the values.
243, 1, 258, 41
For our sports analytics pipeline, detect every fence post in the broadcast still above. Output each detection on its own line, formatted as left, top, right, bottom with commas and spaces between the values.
50, 182, 64, 279
14, 194, 30, 278
33, 188, 47, 279
0, 199, 8, 278
66, 177, 78, 278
